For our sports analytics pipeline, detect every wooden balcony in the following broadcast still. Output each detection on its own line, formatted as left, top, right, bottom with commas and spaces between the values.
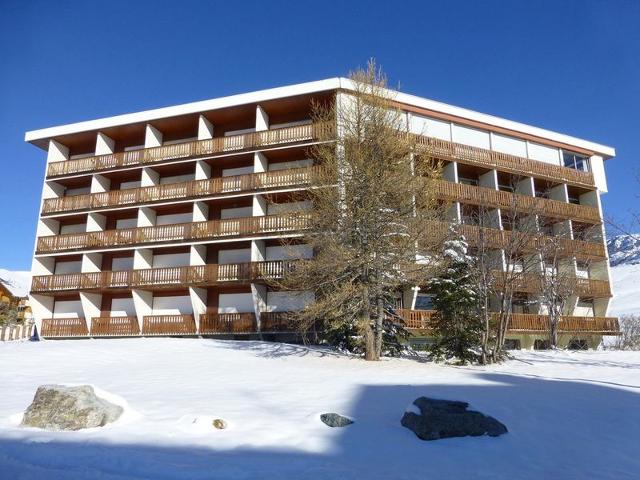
31, 261, 289, 294
42, 166, 317, 215
261, 311, 298, 332
46, 122, 333, 178
397, 309, 620, 335
142, 314, 197, 335
434, 180, 601, 224
40, 318, 88, 337
90, 316, 140, 336
199, 313, 257, 334
506, 273, 612, 297
508, 313, 620, 334
37, 213, 310, 254
416, 135, 596, 188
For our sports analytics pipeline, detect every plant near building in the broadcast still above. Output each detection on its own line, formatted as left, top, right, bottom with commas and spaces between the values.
277, 60, 443, 360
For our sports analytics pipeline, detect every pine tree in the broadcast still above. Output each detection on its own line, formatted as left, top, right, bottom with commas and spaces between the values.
429, 234, 483, 364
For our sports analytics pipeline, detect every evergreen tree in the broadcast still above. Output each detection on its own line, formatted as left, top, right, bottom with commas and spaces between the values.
429, 234, 482, 364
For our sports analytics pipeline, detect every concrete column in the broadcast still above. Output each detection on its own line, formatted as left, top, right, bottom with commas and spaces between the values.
141, 167, 160, 187
145, 124, 163, 148
198, 115, 214, 140
91, 174, 111, 193
80, 292, 102, 332
95, 132, 115, 155
256, 106, 269, 132
443, 161, 458, 183
193, 201, 209, 223
132, 289, 153, 331
402, 286, 420, 310
137, 207, 157, 227
254, 151, 268, 173
37, 218, 60, 237
32, 257, 55, 276
86, 213, 106, 232
47, 139, 69, 163
43, 181, 65, 199
195, 160, 211, 180
28, 294, 54, 337
479, 169, 502, 230
133, 248, 154, 270
252, 195, 267, 217
81, 252, 102, 273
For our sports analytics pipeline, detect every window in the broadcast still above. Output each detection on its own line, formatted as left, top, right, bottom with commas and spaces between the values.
562, 151, 590, 172
459, 177, 479, 186
415, 294, 435, 310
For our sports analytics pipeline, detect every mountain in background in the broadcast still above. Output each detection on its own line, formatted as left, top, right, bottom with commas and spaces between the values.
0, 269, 31, 297
607, 234, 640, 316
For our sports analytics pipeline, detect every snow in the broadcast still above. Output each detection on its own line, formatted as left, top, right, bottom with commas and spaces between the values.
0, 268, 31, 297
609, 263, 640, 316
1, 339, 639, 479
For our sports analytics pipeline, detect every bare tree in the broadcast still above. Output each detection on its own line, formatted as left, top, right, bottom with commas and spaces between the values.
277, 60, 443, 361
610, 314, 640, 350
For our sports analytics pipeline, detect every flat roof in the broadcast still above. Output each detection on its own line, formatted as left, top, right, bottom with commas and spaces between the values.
25, 77, 616, 158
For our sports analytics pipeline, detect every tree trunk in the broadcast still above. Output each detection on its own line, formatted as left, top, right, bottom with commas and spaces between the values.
374, 296, 384, 359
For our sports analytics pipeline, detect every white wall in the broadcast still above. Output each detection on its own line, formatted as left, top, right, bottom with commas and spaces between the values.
152, 253, 190, 268
267, 201, 311, 215
409, 115, 451, 141
266, 291, 314, 312
112, 256, 134, 271
156, 213, 192, 225
60, 223, 86, 234
111, 297, 136, 317
159, 173, 195, 185
528, 142, 560, 165
218, 293, 254, 313
54, 260, 82, 274
218, 248, 251, 264
222, 166, 253, 177
53, 300, 83, 318
221, 206, 253, 219
491, 133, 527, 157
451, 125, 490, 149
116, 218, 138, 229
152, 295, 193, 315
268, 159, 313, 171
266, 244, 312, 261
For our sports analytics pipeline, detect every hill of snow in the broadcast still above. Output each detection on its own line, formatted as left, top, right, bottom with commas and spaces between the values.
607, 234, 640, 316
0, 269, 31, 297
1, 338, 639, 479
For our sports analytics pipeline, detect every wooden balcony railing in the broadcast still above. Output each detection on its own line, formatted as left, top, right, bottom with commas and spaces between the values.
142, 314, 196, 335
508, 313, 620, 334
46, 122, 333, 178
260, 311, 298, 332
90, 316, 140, 336
40, 317, 88, 337
31, 261, 289, 294
427, 222, 606, 260
433, 180, 601, 224
199, 313, 257, 334
416, 135, 596, 188
42, 166, 318, 215
505, 273, 612, 297
37, 213, 310, 253
397, 309, 619, 335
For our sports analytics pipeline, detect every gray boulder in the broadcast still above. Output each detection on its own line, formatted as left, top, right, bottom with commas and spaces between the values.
21, 385, 123, 431
320, 413, 353, 427
401, 397, 507, 441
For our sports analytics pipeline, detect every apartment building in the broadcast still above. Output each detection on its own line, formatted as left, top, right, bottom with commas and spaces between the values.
26, 78, 619, 348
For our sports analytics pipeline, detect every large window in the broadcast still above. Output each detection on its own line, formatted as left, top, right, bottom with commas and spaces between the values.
562, 151, 590, 172
415, 294, 435, 310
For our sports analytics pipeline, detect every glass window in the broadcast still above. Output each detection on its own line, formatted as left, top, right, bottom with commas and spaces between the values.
415, 294, 435, 310
562, 151, 590, 172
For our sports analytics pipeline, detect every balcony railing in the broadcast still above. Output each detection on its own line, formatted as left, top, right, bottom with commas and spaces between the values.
505, 273, 612, 297
397, 309, 619, 335
142, 314, 197, 335
41, 317, 88, 337
42, 166, 317, 215
434, 180, 601, 224
90, 316, 140, 336
46, 122, 333, 178
199, 313, 257, 334
31, 261, 289, 294
416, 135, 596, 188
37, 213, 310, 253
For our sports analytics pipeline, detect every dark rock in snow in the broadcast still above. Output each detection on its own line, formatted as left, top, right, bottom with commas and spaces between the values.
320, 413, 353, 427
212, 418, 227, 429
21, 385, 123, 431
401, 397, 507, 441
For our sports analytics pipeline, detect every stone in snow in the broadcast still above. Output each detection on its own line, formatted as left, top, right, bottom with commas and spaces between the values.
320, 413, 353, 427
21, 385, 123, 431
401, 397, 507, 441
212, 418, 227, 429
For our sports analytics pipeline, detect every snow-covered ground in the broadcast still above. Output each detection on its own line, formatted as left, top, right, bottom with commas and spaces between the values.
0, 339, 639, 479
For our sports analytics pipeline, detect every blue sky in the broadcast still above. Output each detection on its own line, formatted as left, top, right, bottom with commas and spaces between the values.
0, 0, 638, 271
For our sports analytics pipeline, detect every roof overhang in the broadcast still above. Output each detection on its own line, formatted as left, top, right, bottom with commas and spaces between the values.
25, 77, 615, 159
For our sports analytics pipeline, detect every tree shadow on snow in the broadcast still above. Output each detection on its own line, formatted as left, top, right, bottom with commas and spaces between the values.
1, 373, 639, 480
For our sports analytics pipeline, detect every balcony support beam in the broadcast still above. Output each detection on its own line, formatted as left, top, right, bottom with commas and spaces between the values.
79, 292, 101, 332
95, 132, 115, 155
145, 124, 163, 148
132, 289, 152, 331
197, 115, 214, 140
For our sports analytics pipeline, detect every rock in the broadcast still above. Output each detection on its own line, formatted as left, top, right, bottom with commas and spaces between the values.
21, 385, 123, 431
212, 418, 227, 429
401, 397, 507, 441
320, 413, 353, 427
